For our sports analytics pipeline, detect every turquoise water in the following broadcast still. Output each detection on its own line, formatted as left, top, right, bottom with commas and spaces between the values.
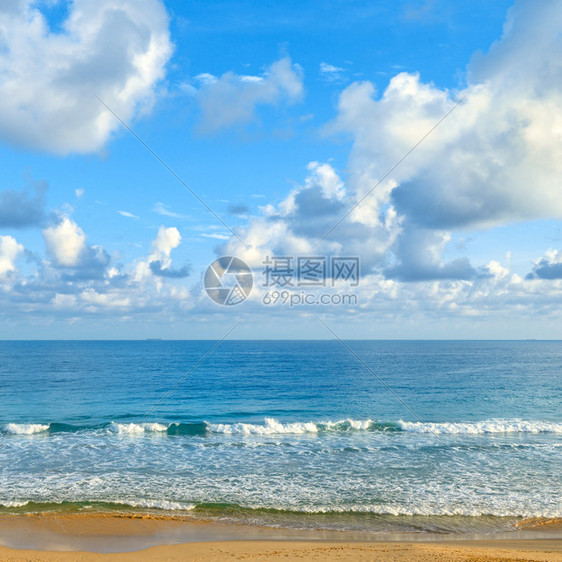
0, 340, 561, 534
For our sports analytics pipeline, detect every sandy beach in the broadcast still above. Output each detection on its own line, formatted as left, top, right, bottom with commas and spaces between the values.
1, 538, 561, 561
0, 513, 561, 561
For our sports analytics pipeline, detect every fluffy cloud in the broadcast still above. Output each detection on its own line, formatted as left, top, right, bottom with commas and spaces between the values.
146, 226, 190, 279
43, 218, 87, 267
191, 57, 303, 134
0, 221, 194, 323
0, 181, 47, 228
332, 4, 562, 230
340, 1, 562, 279
383, 224, 477, 282
0, 235, 24, 280
150, 226, 180, 263
0, 0, 172, 154
2, 1, 562, 333
149, 260, 190, 279
527, 249, 562, 280
42, 216, 109, 279
220, 0, 562, 285
326, 0, 562, 280
219, 159, 398, 275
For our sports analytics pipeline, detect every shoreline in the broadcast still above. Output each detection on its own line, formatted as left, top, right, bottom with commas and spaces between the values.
0, 512, 561, 560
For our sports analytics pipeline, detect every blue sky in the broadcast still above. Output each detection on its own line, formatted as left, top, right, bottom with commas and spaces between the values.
0, 0, 561, 339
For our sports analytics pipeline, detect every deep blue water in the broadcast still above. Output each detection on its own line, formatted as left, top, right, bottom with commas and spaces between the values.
0, 340, 561, 534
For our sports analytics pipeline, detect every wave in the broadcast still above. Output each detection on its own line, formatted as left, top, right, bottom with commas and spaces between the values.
2, 418, 561, 437
113, 499, 196, 511
1, 423, 50, 435
398, 419, 562, 434
207, 418, 562, 435
0, 498, 559, 522
0, 499, 195, 511
0, 500, 30, 508
108, 422, 169, 434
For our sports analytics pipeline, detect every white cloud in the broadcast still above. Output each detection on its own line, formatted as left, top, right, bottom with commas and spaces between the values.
43, 217, 86, 267
41, 216, 110, 280
320, 62, 344, 74
527, 249, 562, 280
152, 202, 187, 219
150, 226, 181, 265
0, 235, 24, 279
192, 57, 304, 133
333, 3, 562, 230
80, 288, 131, 309
0, 0, 172, 154
0, 181, 47, 228
317, 0, 562, 280
0, 221, 193, 319
319, 62, 346, 82
118, 210, 139, 219
2, 1, 562, 335
219, 161, 399, 272
201, 233, 230, 240
304, 161, 346, 200
218, 0, 562, 291
134, 226, 191, 280
51, 293, 77, 309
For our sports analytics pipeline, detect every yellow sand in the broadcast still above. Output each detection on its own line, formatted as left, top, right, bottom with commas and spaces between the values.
0, 513, 560, 561
1, 540, 562, 561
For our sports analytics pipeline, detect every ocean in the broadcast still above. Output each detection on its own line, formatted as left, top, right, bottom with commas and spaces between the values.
0, 340, 561, 536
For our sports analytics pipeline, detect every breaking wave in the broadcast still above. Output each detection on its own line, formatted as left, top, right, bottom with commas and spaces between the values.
2, 418, 561, 437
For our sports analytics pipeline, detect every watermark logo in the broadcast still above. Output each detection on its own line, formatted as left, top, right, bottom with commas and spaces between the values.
204, 256, 253, 306
263, 256, 359, 288
262, 255, 360, 307
204, 255, 359, 307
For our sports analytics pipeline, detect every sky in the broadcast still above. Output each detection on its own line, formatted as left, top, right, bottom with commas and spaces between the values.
1, 0, 562, 339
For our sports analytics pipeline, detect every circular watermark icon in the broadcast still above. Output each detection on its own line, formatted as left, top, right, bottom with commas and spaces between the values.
204, 256, 253, 306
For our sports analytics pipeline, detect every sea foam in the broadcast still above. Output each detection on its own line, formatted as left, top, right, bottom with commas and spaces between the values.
1, 423, 49, 435
207, 417, 562, 435
2, 418, 561, 436
398, 419, 562, 434
108, 422, 169, 434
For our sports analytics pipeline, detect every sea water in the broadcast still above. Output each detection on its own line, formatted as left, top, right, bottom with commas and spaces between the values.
0, 340, 560, 535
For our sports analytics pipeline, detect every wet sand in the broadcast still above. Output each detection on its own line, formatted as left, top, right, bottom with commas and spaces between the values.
0, 513, 560, 561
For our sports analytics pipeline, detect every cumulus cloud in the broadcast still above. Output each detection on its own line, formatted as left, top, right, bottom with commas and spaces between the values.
0, 0, 172, 154
150, 226, 180, 261
321, 0, 562, 280
42, 217, 109, 279
149, 260, 190, 278
220, 161, 398, 274
192, 57, 304, 133
526, 249, 562, 280
0, 222, 195, 322
0, 181, 47, 228
3, 1, 562, 331
146, 226, 190, 279
332, 65, 562, 231
383, 224, 478, 281
0, 235, 24, 280
218, 1, 562, 284
43, 217, 87, 267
